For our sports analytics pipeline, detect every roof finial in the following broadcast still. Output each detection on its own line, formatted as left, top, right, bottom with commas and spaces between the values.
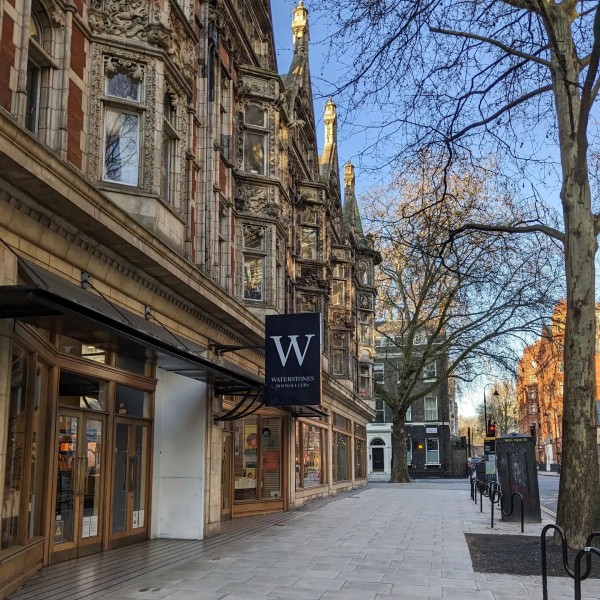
324, 98, 337, 145
344, 161, 355, 190
292, 0, 309, 46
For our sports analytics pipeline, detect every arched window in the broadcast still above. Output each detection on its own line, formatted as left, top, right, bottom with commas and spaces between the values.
370, 438, 385, 446
25, 3, 56, 138
25, 13, 43, 132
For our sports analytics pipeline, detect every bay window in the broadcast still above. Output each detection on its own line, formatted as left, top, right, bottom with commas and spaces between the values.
243, 225, 266, 301
243, 105, 267, 175
161, 93, 179, 205
300, 227, 318, 259
103, 66, 143, 186
332, 332, 347, 376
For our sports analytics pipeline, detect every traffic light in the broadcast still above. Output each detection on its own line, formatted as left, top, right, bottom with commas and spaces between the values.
487, 422, 496, 437
530, 424, 536, 439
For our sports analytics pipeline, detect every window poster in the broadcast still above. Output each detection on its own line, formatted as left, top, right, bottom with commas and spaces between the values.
90, 516, 98, 536
82, 516, 91, 538
264, 449, 279, 473
244, 423, 257, 468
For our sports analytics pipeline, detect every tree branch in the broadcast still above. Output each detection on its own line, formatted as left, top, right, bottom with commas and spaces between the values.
429, 26, 552, 68
577, 3, 600, 153
446, 85, 553, 141
446, 222, 565, 243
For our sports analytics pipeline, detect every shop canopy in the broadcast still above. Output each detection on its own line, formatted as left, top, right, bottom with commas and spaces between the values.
0, 259, 326, 419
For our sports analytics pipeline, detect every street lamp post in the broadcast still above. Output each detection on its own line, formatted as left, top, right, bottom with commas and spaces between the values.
483, 383, 499, 436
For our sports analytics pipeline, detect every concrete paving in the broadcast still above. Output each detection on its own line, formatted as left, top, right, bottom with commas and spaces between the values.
98, 481, 599, 600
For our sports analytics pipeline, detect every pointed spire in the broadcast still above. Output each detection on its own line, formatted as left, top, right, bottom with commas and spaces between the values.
324, 98, 337, 146
342, 161, 364, 238
292, 0, 309, 47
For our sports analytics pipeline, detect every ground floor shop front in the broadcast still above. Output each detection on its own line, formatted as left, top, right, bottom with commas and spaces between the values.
0, 326, 371, 598
218, 403, 370, 520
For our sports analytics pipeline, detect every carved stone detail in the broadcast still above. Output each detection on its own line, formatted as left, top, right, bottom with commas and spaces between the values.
241, 76, 271, 98
101, 0, 149, 38
209, 4, 251, 66
358, 293, 374, 310
49, 8, 65, 27
332, 247, 349, 261
167, 15, 195, 83
331, 309, 354, 329
234, 184, 279, 217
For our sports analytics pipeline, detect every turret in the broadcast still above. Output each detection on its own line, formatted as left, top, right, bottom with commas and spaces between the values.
324, 97, 337, 146
292, 1, 309, 48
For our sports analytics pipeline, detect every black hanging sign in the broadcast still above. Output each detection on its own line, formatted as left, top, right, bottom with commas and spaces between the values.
265, 312, 322, 406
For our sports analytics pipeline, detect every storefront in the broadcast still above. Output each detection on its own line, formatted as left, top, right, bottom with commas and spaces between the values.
0, 258, 265, 594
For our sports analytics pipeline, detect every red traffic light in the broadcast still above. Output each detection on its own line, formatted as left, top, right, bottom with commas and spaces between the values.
488, 423, 496, 437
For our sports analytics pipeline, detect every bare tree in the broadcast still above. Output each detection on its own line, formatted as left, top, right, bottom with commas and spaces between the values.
369, 157, 560, 483
324, 0, 600, 547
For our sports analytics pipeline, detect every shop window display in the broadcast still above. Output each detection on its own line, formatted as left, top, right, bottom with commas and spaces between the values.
295, 422, 325, 488
234, 416, 281, 501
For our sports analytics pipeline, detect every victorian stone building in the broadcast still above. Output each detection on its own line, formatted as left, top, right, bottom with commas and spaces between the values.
0, 0, 378, 593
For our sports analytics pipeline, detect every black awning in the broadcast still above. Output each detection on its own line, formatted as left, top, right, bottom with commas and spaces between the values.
0, 260, 264, 393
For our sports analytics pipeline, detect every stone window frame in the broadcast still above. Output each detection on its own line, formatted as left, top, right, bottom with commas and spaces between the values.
242, 103, 268, 175
331, 263, 348, 306
331, 331, 348, 377
22, 1, 60, 142
102, 64, 145, 186
88, 46, 156, 193
238, 222, 273, 304
159, 78, 187, 217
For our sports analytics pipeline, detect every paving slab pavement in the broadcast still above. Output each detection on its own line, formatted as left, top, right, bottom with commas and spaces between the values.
56, 482, 600, 599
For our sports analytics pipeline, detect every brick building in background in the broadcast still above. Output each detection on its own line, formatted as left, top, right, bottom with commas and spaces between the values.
517, 302, 600, 471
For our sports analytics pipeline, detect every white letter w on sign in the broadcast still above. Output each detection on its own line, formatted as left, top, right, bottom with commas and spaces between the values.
270, 335, 315, 366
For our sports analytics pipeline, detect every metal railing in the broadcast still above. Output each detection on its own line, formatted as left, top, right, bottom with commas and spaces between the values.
470, 477, 524, 533
540, 524, 600, 600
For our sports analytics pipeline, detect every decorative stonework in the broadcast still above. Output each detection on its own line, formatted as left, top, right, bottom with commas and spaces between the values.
296, 265, 327, 289
90, 0, 150, 39
49, 7, 66, 27
331, 309, 354, 329
167, 15, 195, 84
235, 184, 277, 216
332, 247, 349, 261
358, 293, 374, 310
209, 3, 251, 66
104, 55, 145, 80
88, 0, 196, 85
239, 76, 270, 98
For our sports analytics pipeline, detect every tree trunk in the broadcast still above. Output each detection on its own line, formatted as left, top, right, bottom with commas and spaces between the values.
391, 413, 411, 483
550, 9, 600, 547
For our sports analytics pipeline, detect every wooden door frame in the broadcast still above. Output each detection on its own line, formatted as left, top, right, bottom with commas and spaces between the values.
50, 409, 107, 562
109, 417, 152, 548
